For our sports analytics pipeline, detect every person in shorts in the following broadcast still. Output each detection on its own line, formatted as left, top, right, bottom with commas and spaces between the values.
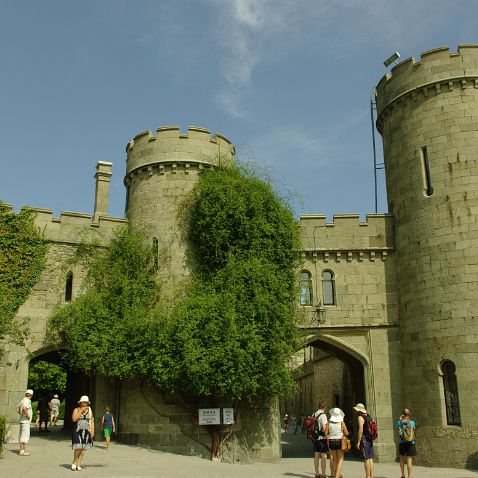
101, 406, 116, 449
50, 394, 61, 426
354, 403, 374, 478
327, 407, 349, 478
18, 389, 33, 456
313, 402, 329, 478
397, 408, 416, 478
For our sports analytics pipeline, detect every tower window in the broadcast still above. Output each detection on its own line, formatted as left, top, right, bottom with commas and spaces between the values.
299, 271, 313, 306
441, 360, 461, 426
65, 272, 73, 302
152, 237, 159, 269
322, 270, 336, 305
421, 146, 434, 197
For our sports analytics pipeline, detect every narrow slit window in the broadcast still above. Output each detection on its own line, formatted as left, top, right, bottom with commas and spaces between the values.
421, 146, 434, 196
65, 272, 73, 302
125, 186, 130, 213
299, 271, 313, 306
152, 237, 159, 269
441, 360, 461, 426
322, 270, 336, 305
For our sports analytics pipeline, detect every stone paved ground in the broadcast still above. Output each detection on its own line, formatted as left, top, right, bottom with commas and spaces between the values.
1, 428, 476, 478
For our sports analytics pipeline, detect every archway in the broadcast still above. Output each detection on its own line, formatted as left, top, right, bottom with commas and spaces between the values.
28, 349, 91, 432
281, 334, 368, 458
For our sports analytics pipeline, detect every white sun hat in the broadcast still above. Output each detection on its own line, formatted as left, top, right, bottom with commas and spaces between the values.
329, 407, 344, 422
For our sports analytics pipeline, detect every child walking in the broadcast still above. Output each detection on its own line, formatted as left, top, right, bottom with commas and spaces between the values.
101, 407, 116, 449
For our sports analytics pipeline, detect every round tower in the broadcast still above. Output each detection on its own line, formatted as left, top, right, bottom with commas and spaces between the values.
124, 125, 235, 286
376, 45, 478, 468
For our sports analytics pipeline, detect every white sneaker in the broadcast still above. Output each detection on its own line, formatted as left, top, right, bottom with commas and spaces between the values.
19, 450, 30, 456
77, 466, 82, 471
71, 464, 77, 471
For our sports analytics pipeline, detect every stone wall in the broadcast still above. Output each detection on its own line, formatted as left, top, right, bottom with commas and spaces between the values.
0, 206, 126, 442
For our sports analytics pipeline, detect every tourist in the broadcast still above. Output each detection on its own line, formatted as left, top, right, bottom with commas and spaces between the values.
50, 394, 61, 427
290, 414, 297, 434
283, 413, 290, 432
397, 408, 416, 478
313, 402, 329, 478
301, 415, 307, 433
17, 389, 34, 456
71, 395, 94, 471
354, 403, 374, 478
101, 406, 116, 449
327, 407, 349, 478
37, 395, 51, 432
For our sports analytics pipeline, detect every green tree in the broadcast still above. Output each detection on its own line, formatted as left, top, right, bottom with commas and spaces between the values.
0, 203, 47, 351
28, 360, 67, 398
48, 229, 160, 378
48, 164, 303, 458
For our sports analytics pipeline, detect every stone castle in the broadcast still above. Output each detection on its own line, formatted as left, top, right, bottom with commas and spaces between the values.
1, 45, 477, 468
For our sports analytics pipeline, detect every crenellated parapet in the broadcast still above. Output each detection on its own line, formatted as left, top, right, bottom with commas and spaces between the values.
24, 206, 128, 246
300, 213, 394, 262
124, 126, 235, 184
376, 44, 478, 131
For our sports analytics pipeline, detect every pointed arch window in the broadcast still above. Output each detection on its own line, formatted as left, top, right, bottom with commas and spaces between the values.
441, 360, 461, 425
65, 272, 73, 302
152, 237, 159, 269
322, 270, 336, 305
299, 271, 313, 306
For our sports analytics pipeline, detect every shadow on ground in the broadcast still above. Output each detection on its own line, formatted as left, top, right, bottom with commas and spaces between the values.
281, 431, 362, 462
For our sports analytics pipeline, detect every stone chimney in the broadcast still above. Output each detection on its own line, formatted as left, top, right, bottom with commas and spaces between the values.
93, 161, 112, 222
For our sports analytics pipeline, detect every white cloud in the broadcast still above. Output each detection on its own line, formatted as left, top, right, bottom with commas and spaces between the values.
210, 0, 460, 117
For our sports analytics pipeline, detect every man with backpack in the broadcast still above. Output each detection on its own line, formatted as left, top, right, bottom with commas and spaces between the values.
397, 408, 416, 478
311, 402, 329, 478
354, 403, 376, 478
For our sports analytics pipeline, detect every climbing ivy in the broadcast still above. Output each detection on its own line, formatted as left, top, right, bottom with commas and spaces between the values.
49, 164, 301, 388
152, 165, 303, 400
47, 164, 302, 458
0, 202, 47, 349
47, 229, 160, 378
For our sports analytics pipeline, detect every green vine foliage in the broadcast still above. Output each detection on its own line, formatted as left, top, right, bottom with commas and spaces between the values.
48, 164, 302, 402
151, 165, 303, 400
47, 230, 160, 378
0, 203, 47, 348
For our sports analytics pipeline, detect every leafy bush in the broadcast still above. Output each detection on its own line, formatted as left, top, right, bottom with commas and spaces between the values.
28, 361, 66, 399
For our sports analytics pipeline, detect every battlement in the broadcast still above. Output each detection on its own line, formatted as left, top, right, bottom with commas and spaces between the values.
125, 125, 235, 176
23, 206, 128, 246
376, 44, 478, 117
299, 213, 394, 251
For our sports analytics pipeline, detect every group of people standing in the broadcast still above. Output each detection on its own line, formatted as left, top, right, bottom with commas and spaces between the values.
17, 390, 116, 471
35, 393, 61, 431
310, 402, 416, 478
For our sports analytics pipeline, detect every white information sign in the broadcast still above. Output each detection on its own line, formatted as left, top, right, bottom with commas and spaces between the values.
198, 408, 221, 425
223, 407, 234, 425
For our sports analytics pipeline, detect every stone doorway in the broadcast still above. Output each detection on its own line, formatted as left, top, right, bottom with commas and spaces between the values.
28, 350, 91, 431
281, 336, 367, 458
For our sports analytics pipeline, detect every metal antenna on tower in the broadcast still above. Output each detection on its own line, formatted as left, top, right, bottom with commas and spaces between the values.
370, 88, 384, 213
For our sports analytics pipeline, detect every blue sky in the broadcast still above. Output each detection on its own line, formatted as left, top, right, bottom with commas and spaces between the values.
1, 0, 476, 219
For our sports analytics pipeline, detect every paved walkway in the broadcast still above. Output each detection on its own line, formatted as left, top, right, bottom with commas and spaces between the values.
1, 428, 477, 478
